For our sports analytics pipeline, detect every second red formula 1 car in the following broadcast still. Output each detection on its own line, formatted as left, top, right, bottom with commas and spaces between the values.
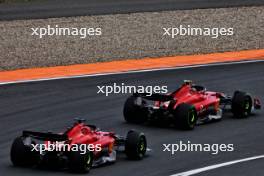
123, 80, 261, 130
10, 119, 147, 173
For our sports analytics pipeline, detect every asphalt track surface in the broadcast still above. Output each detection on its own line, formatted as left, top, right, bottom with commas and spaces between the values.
1, 0, 264, 20
0, 61, 264, 176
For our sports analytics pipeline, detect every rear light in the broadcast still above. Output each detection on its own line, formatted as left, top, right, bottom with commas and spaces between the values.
254, 98, 261, 109
160, 101, 170, 108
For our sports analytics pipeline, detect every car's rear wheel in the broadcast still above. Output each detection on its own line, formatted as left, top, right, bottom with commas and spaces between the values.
68, 147, 93, 173
232, 91, 252, 118
10, 137, 39, 167
125, 130, 147, 160
123, 96, 147, 123
173, 103, 197, 130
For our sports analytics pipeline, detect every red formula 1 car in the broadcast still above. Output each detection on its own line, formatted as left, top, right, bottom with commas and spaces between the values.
10, 119, 147, 173
123, 80, 261, 130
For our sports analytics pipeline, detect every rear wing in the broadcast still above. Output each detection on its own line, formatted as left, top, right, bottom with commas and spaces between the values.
133, 93, 174, 102
23, 130, 68, 141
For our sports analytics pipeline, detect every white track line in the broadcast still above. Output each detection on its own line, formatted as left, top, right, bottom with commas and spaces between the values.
171, 155, 264, 176
0, 60, 263, 86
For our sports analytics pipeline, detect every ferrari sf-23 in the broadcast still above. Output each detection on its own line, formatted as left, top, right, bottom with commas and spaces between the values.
123, 80, 261, 130
10, 119, 147, 173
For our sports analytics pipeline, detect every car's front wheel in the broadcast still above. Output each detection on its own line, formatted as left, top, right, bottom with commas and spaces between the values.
173, 103, 198, 130
68, 147, 93, 173
125, 130, 147, 160
232, 91, 252, 118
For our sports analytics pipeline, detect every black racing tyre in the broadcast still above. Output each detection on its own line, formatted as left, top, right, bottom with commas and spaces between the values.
10, 137, 39, 167
123, 96, 147, 124
125, 131, 147, 160
68, 147, 93, 173
232, 91, 252, 118
173, 103, 197, 130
